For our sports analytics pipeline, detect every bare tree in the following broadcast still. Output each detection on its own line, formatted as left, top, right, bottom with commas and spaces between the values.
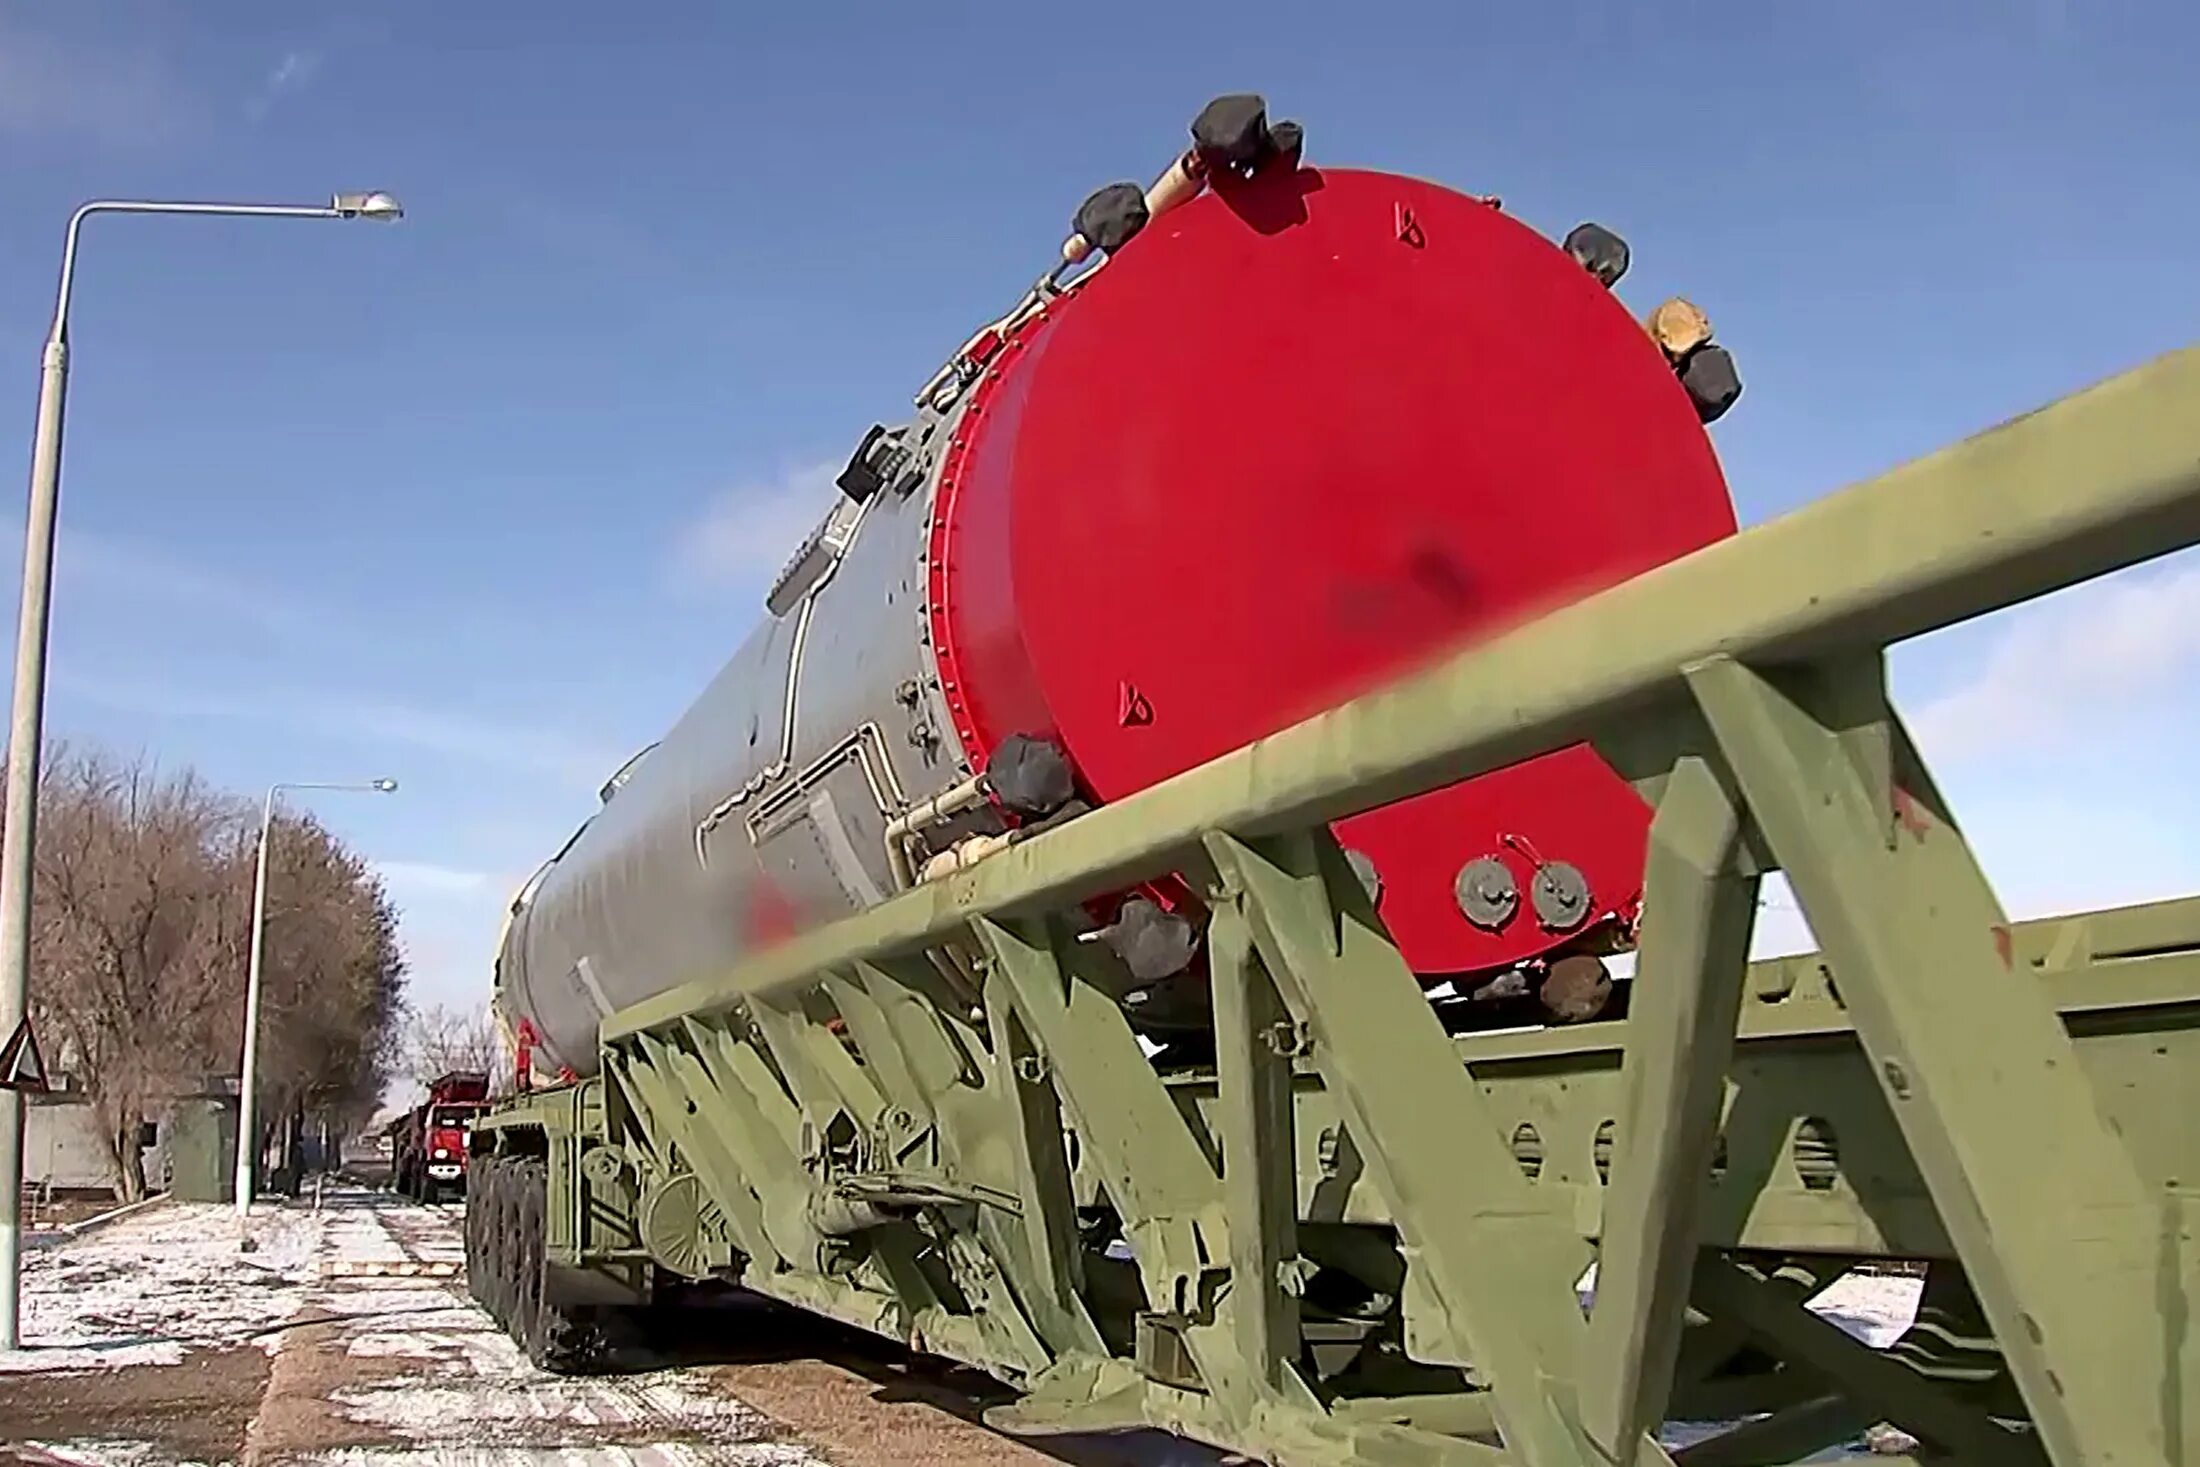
402, 1001, 505, 1087
29, 747, 253, 1195
248, 811, 407, 1171
17, 743, 407, 1198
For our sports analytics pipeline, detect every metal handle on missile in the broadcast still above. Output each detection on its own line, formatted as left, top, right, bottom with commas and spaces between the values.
919, 150, 1214, 407
1057, 148, 1209, 270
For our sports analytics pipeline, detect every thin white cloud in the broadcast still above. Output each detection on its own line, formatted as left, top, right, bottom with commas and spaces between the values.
339, 697, 626, 790
1907, 559, 2200, 765
270, 50, 317, 92
373, 860, 496, 898
244, 47, 323, 122
667, 462, 839, 595
45, 524, 320, 646
388, 907, 509, 1044
54, 671, 625, 793
0, 17, 201, 145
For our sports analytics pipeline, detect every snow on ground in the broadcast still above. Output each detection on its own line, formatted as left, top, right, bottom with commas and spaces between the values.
3, 1187, 1932, 1464
1804, 1269, 1926, 1349
269, 1191, 827, 1465
295, 1453, 807, 1466
2, 1198, 324, 1373
8, 1441, 211, 1466
1574, 1259, 1924, 1348
3, 1188, 830, 1464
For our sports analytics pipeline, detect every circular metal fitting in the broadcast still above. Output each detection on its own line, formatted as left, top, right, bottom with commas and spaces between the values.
1530, 860, 1592, 931
1454, 856, 1519, 930
639, 1171, 729, 1280
578, 1146, 627, 1187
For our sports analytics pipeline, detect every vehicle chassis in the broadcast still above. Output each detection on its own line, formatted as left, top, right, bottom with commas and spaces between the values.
473, 347, 2200, 1467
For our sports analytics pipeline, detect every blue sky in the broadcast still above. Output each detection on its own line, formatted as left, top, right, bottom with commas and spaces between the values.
4, 1, 2199, 1071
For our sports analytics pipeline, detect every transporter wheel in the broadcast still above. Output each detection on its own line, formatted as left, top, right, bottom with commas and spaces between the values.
513, 1165, 544, 1344
479, 1160, 507, 1321
495, 1162, 522, 1325
468, 1158, 494, 1312
499, 1162, 529, 1337
463, 1160, 492, 1308
513, 1157, 614, 1375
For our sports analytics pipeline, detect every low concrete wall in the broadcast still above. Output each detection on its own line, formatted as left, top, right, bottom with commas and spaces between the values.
24, 1191, 171, 1251
24, 1094, 120, 1193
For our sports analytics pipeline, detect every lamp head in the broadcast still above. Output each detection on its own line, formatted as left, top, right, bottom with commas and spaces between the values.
333, 191, 404, 222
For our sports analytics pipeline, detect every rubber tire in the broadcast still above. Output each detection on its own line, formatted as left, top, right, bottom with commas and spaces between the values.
510, 1166, 542, 1345
498, 1162, 527, 1335
486, 1159, 516, 1326
478, 1164, 497, 1301
463, 1159, 492, 1308
513, 1157, 613, 1375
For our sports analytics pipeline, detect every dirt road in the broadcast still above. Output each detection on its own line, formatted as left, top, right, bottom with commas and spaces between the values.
0, 1188, 1222, 1466
2, 1187, 1910, 1464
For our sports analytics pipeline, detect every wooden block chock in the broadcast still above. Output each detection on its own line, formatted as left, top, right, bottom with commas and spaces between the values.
1646, 297, 1715, 362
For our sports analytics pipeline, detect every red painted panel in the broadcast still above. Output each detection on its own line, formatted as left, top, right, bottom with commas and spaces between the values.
934, 163, 1735, 977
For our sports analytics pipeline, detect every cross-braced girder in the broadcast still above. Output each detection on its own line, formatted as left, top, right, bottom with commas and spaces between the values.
470, 345, 2200, 1466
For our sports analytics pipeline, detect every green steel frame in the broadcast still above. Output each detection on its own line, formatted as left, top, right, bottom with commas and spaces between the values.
474, 345, 2200, 1466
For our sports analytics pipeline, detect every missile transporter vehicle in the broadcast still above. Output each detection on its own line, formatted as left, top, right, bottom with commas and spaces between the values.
468, 94, 2200, 1467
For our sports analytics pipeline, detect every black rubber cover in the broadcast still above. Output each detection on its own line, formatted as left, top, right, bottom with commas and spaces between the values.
1102, 896, 1201, 983
835, 425, 888, 502
1075, 182, 1151, 253
1679, 344, 1743, 423
1192, 93, 1270, 168
984, 733, 1079, 818
1563, 222, 1630, 287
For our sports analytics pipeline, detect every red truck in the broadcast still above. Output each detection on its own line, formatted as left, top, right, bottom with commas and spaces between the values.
387, 1070, 490, 1203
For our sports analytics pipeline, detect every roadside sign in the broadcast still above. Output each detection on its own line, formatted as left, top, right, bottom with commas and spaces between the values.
0, 1014, 48, 1094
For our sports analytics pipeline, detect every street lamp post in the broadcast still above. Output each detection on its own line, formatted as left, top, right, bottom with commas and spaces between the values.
0, 192, 403, 1349
235, 778, 397, 1230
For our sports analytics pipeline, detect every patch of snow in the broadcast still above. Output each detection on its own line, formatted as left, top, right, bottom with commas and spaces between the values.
333, 1379, 781, 1433
1, 1200, 325, 1374
16, 1442, 211, 1467
1575, 1261, 1922, 1350
264, 1196, 832, 1464
340, 1331, 454, 1360
293, 1447, 818, 1465
1807, 1270, 1924, 1349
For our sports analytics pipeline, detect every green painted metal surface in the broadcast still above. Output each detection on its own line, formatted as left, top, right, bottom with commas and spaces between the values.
164, 1096, 237, 1204
470, 347, 2200, 1466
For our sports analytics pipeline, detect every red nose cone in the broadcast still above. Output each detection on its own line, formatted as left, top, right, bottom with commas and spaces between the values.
929, 164, 1735, 976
